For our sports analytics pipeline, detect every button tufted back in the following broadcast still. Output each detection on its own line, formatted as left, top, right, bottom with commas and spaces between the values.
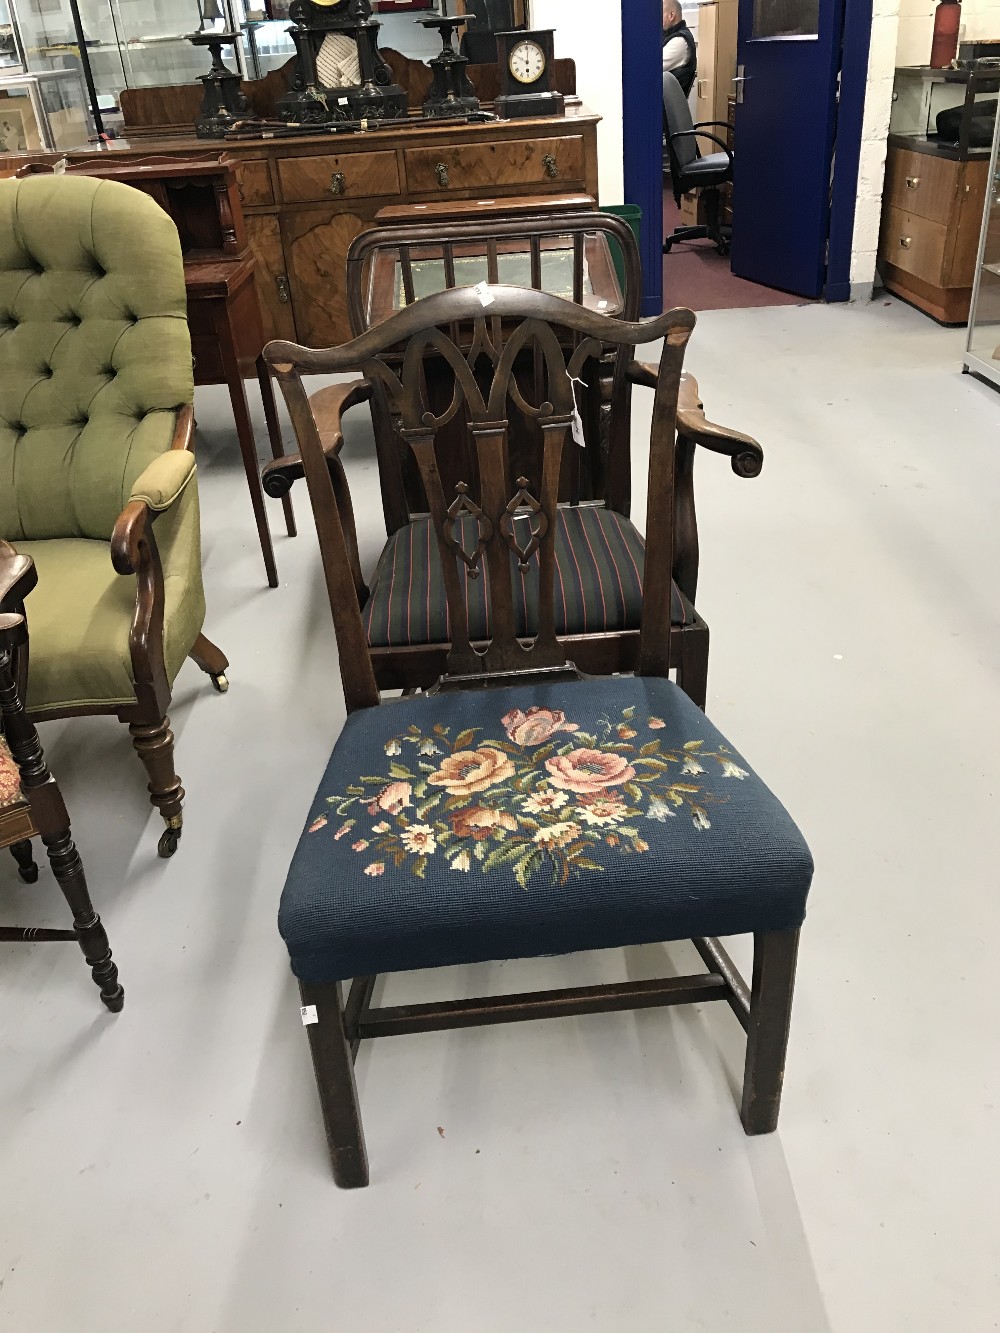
0, 175, 194, 542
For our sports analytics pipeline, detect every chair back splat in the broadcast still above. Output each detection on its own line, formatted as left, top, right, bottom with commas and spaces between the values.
266, 286, 695, 707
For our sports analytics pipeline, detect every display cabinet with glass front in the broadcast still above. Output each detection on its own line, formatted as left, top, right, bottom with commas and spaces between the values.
964, 105, 1000, 389
890, 65, 1000, 160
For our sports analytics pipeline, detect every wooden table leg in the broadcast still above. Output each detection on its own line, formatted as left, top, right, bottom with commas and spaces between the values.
257, 353, 297, 539
214, 302, 279, 589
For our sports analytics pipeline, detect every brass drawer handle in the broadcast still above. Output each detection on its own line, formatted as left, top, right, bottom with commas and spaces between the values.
542, 153, 559, 179
276, 275, 290, 304
899, 237, 911, 249
435, 161, 450, 187
330, 171, 346, 196
905, 176, 919, 189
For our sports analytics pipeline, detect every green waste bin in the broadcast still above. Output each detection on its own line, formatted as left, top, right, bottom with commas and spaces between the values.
604, 204, 642, 299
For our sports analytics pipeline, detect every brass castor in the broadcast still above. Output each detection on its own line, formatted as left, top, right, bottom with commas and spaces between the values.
158, 826, 181, 858
211, 673, 229, 694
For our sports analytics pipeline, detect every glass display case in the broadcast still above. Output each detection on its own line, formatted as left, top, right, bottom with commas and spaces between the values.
0, 66, 94, 149
963, 105, 1000, 389
890, 65, 1000, 160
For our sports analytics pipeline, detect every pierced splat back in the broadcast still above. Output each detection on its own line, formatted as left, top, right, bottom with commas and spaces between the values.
266, 286, 695, 709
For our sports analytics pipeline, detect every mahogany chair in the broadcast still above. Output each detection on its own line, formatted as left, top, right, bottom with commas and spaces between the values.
265, 286, 814, 1187
1, 546, 123, 1012
263, 211, 764, 709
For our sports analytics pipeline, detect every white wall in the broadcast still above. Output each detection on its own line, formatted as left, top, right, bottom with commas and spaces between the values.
530, 0, 625, 202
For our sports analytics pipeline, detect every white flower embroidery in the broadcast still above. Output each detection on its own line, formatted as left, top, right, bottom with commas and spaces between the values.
372, 821, 390, 833
401, 824, 437, 855
533, 821, 582, 849
451, 851, 472, 873
720, 761, 748, 780
646, 798, 676, 821
523, 789, 569, 814
385, 740, 402, 756
577, 800, 627, 828
692, 809, 711, 831
419, 740, 441, 756
681, 757, 705, 776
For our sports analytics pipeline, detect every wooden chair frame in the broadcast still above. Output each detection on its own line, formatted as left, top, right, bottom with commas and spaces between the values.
0, 549, 123, 1011
266, 286, 797, 1187
263, 212, 763, 708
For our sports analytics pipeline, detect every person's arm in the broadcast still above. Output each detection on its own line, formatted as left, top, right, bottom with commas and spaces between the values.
662, 35, 689, 71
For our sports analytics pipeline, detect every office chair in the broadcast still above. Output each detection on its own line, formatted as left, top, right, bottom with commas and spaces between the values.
662, 70, 733, 257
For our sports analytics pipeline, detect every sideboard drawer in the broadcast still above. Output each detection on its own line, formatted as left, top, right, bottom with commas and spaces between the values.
880, 205, 948, 282
883, 147, 958, 228
235, 158, 273, 207
278, 150, 401, 204
403, 135, 586, 194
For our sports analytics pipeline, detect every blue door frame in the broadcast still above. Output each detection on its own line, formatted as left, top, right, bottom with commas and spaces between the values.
620, 0, 872, 310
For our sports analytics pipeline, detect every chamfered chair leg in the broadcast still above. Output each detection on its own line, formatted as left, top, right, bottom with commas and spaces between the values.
128, 717, 185, 858
741, 929, 801, 1136
300, 980, 369, 1188
43, 826, 124, 1012
188, 632, 230, 695
10, 838, 39, 884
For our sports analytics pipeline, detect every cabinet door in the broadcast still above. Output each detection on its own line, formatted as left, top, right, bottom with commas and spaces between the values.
246, 214, 297, 344
283, 207, 371, 347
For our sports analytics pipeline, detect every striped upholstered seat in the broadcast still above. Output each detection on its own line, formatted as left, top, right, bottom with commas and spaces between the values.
363, 506, 687, 649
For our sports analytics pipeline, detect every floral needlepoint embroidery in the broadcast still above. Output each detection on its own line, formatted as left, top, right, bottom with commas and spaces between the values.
429, 747, 515, 798
317, 704, 744, 888
502, 706, 579, 746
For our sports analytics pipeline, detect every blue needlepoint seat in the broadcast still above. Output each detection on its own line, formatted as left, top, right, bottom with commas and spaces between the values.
279, 676, 814, 985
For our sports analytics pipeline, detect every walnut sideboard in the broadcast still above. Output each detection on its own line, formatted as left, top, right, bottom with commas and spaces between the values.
2, 108, 600, 350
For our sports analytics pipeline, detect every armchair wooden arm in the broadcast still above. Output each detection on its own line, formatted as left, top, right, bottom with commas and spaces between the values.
261, 379, 372, 500
0, 539, 38, 609
630, 364, 764, 478
262, 377, 373, 608
108, 406, 196, 719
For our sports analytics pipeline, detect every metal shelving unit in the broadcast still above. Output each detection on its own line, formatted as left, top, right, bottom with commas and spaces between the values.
964, 102, 1000, 391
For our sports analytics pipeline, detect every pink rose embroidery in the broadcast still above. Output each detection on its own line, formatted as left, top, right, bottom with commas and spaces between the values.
501, 706, 579, 747
428, 748, 515, 798
367, 781, 413, 816
308, 815, 328, 834
545, 749, 636, 795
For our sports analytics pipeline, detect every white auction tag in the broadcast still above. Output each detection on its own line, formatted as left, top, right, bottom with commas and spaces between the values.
473, 281, 495, 307
338, 97, 349, 106
568, 374, 586, 448
300, 1005, 319, 1026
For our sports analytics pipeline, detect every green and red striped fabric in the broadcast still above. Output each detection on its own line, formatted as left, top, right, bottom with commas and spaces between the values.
363, 506, 686, 648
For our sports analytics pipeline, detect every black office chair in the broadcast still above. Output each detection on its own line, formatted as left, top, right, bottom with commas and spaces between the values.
662, 70, 733, 257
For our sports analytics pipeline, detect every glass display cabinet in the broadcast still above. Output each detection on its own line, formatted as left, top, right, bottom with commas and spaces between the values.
890, 65, 1000, 160
963, 104, 1000, 389
0, 66, 93, 149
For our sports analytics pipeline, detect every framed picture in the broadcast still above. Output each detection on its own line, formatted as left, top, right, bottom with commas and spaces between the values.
0, 97, 43, 154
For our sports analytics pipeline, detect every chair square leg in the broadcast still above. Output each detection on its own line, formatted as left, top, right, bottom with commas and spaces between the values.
300, 980, 369, 1188
741, 929, 801, 1136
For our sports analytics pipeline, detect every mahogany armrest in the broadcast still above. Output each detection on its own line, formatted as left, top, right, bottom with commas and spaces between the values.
262, 378, 372, 500
0, 539, 37, 608
628, 362, 764, 478
172, 403, 195, 453
110, 407, 196, 576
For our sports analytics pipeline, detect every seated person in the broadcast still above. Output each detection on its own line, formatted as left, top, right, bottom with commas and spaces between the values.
662, 0, 697, 97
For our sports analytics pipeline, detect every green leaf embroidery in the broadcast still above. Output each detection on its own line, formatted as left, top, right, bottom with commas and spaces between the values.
389, 763, 414, 780
453, 728, 479, 750
417, 796, 443, 819
683, 740, 704, 751
412, 856, 428, 879
639, 740, 662, 757
623, 706, 636, 720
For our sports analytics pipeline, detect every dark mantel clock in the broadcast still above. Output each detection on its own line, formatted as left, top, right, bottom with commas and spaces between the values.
277, 0, 408, 127
493, 29, 564, 120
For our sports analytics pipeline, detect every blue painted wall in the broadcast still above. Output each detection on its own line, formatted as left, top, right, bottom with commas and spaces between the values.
621, 0, 665, 316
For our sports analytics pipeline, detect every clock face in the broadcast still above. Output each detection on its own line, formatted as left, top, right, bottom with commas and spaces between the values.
310, 0, 347, 6
509, 39, 546, 85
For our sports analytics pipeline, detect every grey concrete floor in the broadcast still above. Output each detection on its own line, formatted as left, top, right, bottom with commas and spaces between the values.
1, 296, 998, 1332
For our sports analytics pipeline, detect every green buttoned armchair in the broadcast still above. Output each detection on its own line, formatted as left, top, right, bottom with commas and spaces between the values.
0, 174, 228, 858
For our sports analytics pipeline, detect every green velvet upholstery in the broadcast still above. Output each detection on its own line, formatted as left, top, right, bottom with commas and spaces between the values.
0, 175, 206, 715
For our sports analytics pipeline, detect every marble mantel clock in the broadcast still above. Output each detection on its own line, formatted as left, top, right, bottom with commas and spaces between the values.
277, 0, 408, 126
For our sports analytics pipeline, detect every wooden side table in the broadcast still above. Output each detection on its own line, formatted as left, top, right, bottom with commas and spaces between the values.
186, 257, 295, 590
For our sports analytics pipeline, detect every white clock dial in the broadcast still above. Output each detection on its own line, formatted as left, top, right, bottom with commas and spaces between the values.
509, 40, 546, 86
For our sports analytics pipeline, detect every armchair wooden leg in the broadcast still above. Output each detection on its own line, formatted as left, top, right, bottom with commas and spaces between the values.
128, 718, 185, 858
188, 632, 230, 695
677, 625, 709, 711
44, 827, 124, 1012
300, 980, 369, 1188
9, 838, 38, 884
741, 929, 800, 1136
